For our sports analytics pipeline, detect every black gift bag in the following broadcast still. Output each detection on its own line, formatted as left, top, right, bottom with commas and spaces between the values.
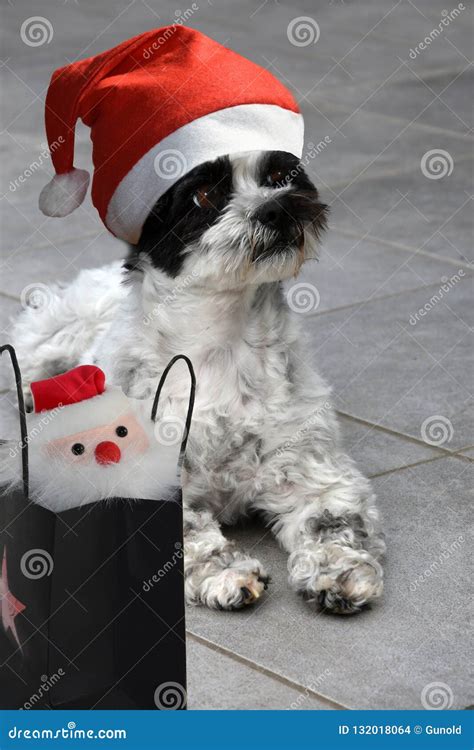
0, 345, 195, 710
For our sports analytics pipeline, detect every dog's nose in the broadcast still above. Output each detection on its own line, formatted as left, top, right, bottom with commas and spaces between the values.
95, 441, 121, 465
254, 200, 283, 229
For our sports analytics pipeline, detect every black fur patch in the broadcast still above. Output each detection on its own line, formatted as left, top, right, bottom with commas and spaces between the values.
130, 156, 233, 277
307, 510, 368, 545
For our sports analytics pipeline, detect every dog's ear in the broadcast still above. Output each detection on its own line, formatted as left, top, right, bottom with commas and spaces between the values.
127, 189, 187, 277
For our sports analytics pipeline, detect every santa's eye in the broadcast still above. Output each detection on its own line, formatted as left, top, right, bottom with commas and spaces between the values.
193, 186, 214, 209
71, 443, 85, 455
266, 170, 285, 187
116, 426, 128, 438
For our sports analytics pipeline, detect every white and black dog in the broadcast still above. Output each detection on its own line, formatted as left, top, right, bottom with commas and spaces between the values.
12, 150, 385, 614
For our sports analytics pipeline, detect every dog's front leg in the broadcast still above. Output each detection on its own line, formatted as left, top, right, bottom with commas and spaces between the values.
183, 507, 269, 610
259, 453, 385, 614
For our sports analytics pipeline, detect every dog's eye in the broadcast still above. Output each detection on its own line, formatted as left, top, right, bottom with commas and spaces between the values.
71, 443, 85, 455
116, 426, 128, 438
193, 186, 214, 209
266, 170, 286, 188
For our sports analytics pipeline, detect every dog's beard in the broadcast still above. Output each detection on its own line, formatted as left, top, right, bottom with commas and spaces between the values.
197, 186, 327, 285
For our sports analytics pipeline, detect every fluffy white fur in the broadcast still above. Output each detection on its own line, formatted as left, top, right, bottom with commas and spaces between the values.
10, 152, 385, 613
39, 168, 90, 218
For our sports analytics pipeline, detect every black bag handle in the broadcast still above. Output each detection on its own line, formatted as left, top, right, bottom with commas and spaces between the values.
0, 344, 29, 501
150, 355, 196, 472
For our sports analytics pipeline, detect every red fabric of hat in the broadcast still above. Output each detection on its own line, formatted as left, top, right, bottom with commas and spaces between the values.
31, 365, 106, 413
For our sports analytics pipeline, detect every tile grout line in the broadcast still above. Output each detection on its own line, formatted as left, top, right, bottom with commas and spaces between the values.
368, 451, 470, 480
337, 409, 462, 457
329, 227, 473, 271
0, 290, 20, 304
309, 275, 472, 320
186, 630, 348, 710
308, 277, 469, 319
321, 152, 474, 194
306, 88, 474, 142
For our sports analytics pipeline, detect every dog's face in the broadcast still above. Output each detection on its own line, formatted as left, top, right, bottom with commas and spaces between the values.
133, 150, 328, 288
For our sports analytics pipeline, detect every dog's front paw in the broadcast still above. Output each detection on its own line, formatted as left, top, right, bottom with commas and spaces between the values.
289, 544, 383, 615
195, 560, 270, 611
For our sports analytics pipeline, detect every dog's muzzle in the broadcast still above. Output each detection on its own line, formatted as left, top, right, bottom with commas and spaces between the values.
250, 190, 328, 260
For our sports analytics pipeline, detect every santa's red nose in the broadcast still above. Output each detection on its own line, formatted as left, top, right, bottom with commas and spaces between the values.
95, 441, 121, 465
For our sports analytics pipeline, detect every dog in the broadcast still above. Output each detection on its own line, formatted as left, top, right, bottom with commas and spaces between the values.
12, 149, 385, 614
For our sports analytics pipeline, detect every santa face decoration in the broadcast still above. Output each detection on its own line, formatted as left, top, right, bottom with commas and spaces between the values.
45, 413, 150, 467
0, 365, 181, 511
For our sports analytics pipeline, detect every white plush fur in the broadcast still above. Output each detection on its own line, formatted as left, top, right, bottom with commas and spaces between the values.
39, 168, 90, 218
10, 152, 385, 614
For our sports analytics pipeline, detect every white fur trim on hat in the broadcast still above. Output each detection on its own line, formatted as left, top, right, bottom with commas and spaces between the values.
30, 387, 133, 442
106, 103, 304, 243
39, 168, 90, 218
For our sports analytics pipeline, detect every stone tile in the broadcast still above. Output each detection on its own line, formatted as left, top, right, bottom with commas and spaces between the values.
186, 638, 336, 710
327, 158, 473, 265
186, 458, 472, 709
313, 67, 473, 137
299, 101, 472, 197
302, 279, 473, 449
337, 415, 440, 477
285, 230, 472, 315
0, 232, 126, 298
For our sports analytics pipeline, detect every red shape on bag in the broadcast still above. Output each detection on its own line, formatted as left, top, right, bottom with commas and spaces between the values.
95, 441, 121, 465
31, 365, 106, 413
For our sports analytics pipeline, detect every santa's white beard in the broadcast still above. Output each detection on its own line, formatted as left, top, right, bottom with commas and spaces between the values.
0, 431, 181, 512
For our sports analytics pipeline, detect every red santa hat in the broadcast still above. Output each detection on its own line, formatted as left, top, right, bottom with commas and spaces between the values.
39, 26, 304, 244
30, 365, 132, 439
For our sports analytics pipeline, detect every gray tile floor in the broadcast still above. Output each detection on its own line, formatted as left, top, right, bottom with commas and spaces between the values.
1, 0, 472, 710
